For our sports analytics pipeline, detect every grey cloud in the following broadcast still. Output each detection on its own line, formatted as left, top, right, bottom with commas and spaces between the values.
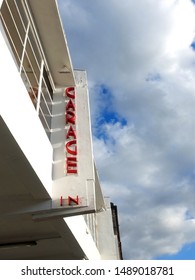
58, 0, 195, 259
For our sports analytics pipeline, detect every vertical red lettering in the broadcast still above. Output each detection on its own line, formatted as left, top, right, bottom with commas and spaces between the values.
66, 140, 77, 155
60, 196, 63, 206
65, 87, 78, 175
66, 157, 77, 174
66, 110, 75, 125
66, 99, 75, 111
66, 87, 75, 99
66, 126, 76, 139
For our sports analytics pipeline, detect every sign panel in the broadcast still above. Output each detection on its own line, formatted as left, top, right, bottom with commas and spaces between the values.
51, 70, 97, 215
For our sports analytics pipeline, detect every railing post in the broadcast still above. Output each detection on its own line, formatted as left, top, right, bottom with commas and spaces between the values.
36, 59, 44, 114
19, 21, 30, 74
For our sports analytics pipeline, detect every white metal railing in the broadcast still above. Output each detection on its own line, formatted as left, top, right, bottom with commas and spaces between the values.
19, 21, 29, 74
0, 8, 21, 65
0, 0, 53, 139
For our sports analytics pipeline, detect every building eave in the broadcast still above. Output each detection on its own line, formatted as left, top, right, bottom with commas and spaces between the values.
27, 0, 75, 88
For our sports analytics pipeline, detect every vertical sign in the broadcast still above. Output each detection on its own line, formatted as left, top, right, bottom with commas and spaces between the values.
51, 70, 100, 215
65, 87, 77, 174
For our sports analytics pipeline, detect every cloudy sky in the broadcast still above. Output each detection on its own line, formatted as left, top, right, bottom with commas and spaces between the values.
58, 0, 195, 260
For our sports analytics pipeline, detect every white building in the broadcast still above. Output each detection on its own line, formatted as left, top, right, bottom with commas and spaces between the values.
0, 0, 122, 260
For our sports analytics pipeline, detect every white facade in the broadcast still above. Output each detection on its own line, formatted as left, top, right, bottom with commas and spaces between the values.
0, 0, 122, 260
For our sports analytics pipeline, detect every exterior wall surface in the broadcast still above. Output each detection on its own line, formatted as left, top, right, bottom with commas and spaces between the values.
51, 71, 97, 213
96, 199, 121, 259
0, 0, 122, 260
0, 21, 53, 196
65, 216, 101, 260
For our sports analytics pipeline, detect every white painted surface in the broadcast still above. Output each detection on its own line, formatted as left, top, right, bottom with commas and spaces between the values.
96, 200, 120, 259
65, 216, 101, 260
0, 23, 53, 196
0, 1, 121, 261
51, 71, 96, 210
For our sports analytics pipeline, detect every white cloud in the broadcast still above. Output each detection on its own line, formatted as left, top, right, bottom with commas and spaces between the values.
58, 0, 195, 259
164, 0, 195, 54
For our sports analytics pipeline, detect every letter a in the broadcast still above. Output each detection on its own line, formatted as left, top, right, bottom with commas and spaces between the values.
66, 126, 76, 139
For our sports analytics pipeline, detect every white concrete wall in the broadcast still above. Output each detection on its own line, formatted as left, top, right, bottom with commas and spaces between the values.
51, 71, 96, 209
0, 22, 53, 196
65, 216, 101, 260
96, 200, 120, 259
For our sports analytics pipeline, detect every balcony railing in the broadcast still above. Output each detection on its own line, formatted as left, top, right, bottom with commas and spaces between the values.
0, 0, 53, 139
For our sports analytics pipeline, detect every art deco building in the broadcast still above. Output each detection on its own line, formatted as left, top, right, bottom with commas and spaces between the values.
0, 0, 122, 259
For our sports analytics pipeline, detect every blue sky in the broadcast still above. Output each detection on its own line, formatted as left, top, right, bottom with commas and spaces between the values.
156, 242, 195, 260
58, 0, 195, 260
92, 84, 127, 141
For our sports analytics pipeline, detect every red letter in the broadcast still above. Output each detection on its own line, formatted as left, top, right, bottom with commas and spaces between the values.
68, 195, 79, 205
66, 99, 75, 111
66, 87, 75, 99
66, 157, 77, 174
66, 110, 75, 125
66, 140, 77, 155
66, 125, 76, 139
